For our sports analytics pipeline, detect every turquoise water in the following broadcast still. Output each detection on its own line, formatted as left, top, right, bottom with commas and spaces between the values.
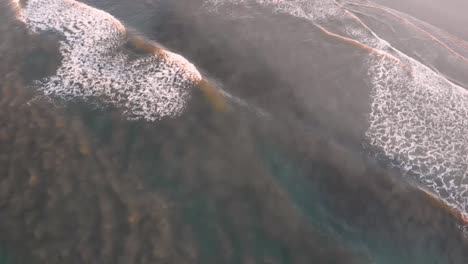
0, 247, 12, 264
260, 146, 455, 264
2, 0, 467, 262
0, 97, 462, 263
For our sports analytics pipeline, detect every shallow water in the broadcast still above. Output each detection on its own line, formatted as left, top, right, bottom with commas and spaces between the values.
1, 0, 468, 263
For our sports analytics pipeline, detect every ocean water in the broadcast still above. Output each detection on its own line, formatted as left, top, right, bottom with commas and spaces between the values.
1, 0, 468, 263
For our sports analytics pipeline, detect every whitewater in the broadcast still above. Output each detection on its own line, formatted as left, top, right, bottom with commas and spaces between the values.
13, 0, 468, 220
205, 0, 468, 219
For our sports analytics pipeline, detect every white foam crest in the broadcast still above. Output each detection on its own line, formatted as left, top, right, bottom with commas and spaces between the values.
204, 0, 340, 22
205, 0, 468, 214
367, 48, 468, 214
18, 0, 202, 121
340, 3, 468, 215
17, 0, 468, 212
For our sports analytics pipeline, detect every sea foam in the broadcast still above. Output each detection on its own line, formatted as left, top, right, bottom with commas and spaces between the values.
16, 0, 202, 121
206, 0, 468, 216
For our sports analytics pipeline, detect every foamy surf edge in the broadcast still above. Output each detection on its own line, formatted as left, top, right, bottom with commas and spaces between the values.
16, 0, 204, 122
205, 0, 468, 218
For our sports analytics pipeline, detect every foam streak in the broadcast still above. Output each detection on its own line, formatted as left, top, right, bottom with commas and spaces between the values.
343, 2, 468, 63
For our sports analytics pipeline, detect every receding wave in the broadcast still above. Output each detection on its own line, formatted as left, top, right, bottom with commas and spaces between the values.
205, 0, 468, 218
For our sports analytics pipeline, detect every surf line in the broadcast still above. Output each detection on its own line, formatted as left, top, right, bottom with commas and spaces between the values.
309, 24, 412, 75
343, 2, 468, 63
437, 28, 468, 51
335, 2, 388, 41
110, 30, 228, 113
14, 0, 228, 120
333, 1, 412, 74
418, 186, 468, 227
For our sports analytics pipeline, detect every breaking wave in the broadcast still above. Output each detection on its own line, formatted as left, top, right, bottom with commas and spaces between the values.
204, 0, 468, 217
